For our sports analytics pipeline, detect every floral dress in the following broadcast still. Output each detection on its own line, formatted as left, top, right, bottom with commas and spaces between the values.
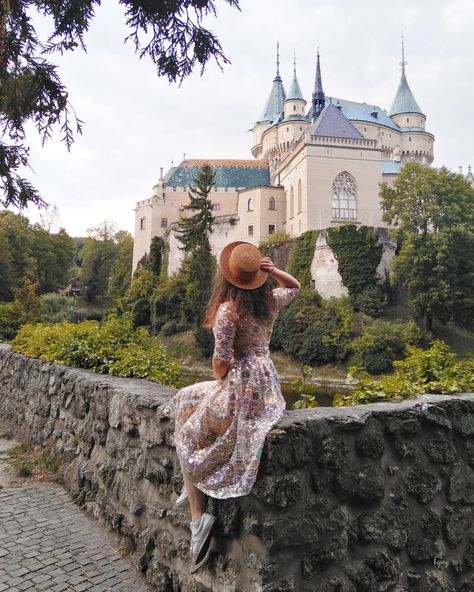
163, 287, 299, 499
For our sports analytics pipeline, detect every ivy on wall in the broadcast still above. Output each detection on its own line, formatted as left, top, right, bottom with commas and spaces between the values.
326, 225, 385, 316
286, 230, 319, 289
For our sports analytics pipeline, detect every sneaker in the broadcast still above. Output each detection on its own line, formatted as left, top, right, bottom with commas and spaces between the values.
176, 489, 189, 507
190, 512, 215, 570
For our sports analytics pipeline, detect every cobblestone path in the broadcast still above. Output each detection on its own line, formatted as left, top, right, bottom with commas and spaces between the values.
0, 485, 153, 592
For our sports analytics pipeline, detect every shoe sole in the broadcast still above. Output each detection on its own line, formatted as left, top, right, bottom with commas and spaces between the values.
176, 496, 189, 507
190, 518, 215, 572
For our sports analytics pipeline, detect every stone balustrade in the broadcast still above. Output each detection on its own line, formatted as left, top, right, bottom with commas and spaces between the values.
1, 349, 474, 591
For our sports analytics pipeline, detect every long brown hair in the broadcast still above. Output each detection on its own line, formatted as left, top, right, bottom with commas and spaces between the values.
205, 268, 274, 328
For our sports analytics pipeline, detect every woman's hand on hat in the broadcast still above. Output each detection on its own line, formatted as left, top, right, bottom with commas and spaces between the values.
260, 257, 275, 275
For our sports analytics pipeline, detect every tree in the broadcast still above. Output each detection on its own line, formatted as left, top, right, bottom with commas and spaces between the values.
0, 229, 14, 300
109, 231, 134, 299
380, 163, 474, 330
1, 0, 240, 209
31, 225, 75, 293
176, 164, 216, 354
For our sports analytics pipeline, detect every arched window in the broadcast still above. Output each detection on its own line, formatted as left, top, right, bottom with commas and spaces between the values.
247, 198, 254, 211
297, 179, 302, 213
331, 172, 357, 219
290, 186, 294, 218
269, 196, 276, 210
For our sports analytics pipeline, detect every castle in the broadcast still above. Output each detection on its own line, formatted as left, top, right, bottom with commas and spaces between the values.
133, 46, 442, 294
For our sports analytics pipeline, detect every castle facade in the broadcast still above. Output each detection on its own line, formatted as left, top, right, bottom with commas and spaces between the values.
133, 47, 436, 282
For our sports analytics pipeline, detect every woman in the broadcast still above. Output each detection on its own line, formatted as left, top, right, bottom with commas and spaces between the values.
163, 241, 300, 569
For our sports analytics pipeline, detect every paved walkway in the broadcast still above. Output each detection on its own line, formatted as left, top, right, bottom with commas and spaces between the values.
0, 485, 153, 592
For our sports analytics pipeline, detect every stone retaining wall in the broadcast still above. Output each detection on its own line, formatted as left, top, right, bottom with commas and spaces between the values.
1, 349, 474, 591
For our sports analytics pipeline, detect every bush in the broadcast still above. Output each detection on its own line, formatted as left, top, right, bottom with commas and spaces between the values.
0, 302, 21, 340
334, 340, 474, 406
151, 270, 192, 335
41, 293, 77, 323
351, 284, 387, 318
350, 320, 422, 374
272, 293, 352, 366
11, 313, 182, 387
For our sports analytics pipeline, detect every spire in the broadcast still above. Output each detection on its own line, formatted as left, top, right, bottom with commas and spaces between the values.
388, 36, 423, 117
312, 48, 325, 120
257, 42, 286, 123
286, 51, 305, 101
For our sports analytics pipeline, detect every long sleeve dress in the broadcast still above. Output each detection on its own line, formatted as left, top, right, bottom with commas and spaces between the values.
163, 287, 299, 499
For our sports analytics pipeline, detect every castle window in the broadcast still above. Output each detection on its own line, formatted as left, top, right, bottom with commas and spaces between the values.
161, 217, 168, 228
269, 196, 276, 210
409, 137, 412, 142
268, 224, 275, 235
247, 198, 254, 211
290, 186, 294, 218
331, 171, 357, 220
297, 179, 302, 213
140, 217, 146, 230
406, 117, 410, 123
248, 225, 254, 236
212, 203, 220, 211
293, 105, 296, 111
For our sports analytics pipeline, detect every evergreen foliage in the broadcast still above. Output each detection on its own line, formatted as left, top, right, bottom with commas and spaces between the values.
286, 230, 319, 289
1, 0, 240, 208
175, 165, 217, 355
326, 225, 384, 316
149, 236, 165, 277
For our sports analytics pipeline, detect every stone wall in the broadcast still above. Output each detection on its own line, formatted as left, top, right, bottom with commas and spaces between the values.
1, 348, 474, 592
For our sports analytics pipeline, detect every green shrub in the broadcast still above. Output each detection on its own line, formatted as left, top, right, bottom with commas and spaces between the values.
350, 320, 422, 374
151, 270, 192, 335
41, 293, 77, 323
272, 293, 352, 366
351, 284, 387, 318
11, 313, 182, 387
0, 302, 21, 340
334, 340, 474, 406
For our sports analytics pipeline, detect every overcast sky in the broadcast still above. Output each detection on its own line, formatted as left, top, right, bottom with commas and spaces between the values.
17, 0, 474, 237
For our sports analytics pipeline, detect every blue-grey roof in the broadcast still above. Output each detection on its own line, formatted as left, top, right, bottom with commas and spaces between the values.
165, 160, 270, 189
287, 69, 305, 101
401, 126, 427, 132
310, 103, 364, 139
388, 70, 422, 116
332, 98, 400, 131
258, 74, 286, 123
382, 161, 403, 174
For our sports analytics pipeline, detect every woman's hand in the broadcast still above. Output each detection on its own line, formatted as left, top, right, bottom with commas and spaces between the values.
260, 256, 300, 289
260, 256, 275, 274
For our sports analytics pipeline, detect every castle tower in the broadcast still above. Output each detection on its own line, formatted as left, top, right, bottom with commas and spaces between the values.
251, 43, 286, 158
311, 49, 325, 121
283, 54, 307, 120
388, 37, 433, 164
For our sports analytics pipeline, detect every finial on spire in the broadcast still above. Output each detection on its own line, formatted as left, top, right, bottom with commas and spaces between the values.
400, 33, 407, 75
276, 41, 280, 77
293, 50, 296, 73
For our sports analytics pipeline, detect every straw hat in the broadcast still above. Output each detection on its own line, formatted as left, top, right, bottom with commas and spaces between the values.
219, 241, 268, 290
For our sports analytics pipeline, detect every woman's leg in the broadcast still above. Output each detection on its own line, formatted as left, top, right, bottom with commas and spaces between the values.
183, 475, 207, 522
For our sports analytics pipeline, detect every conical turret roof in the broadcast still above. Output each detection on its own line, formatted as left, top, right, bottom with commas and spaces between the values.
388, 40, 423, 116
258, 44, 286, 123
286, 56, 304, 101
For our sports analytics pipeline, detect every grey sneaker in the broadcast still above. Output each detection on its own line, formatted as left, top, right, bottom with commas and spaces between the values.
176, 489, 189, 507
190, 512, 215, 569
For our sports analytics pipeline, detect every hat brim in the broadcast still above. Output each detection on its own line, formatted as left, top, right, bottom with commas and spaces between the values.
219, 241, 269, 290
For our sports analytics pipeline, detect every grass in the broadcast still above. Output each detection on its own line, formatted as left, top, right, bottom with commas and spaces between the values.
6, 441, 63, 483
